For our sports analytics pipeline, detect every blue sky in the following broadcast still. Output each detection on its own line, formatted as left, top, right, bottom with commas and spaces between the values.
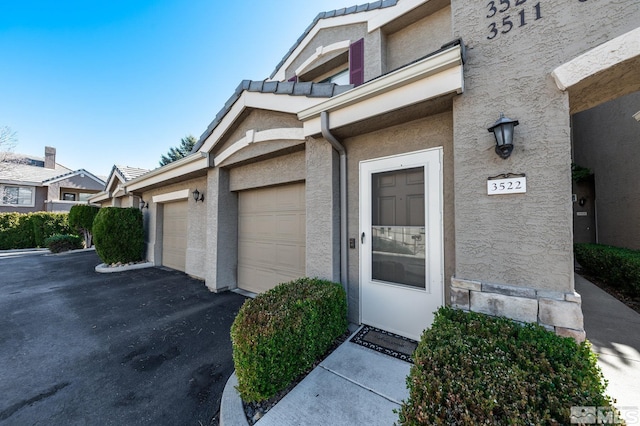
0, 0, 355, 177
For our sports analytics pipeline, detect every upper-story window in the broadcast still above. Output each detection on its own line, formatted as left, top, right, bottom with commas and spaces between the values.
1, 185, 35, 206
63, 192, 76, 201
319, 69, 349, 85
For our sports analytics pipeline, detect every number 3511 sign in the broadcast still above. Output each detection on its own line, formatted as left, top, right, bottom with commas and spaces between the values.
487, 174, 527, 195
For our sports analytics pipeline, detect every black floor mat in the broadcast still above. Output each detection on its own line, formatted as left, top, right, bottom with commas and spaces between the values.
350, 325, 417, 363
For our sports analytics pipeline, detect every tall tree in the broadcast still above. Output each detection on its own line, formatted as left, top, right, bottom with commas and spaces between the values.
159, 135, 197, 166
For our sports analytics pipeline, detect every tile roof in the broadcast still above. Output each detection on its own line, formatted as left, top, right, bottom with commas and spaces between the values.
114, 165, 150, 181
192, 80, 353, 153
0, 155, 72, 184
269, 0, 398, 80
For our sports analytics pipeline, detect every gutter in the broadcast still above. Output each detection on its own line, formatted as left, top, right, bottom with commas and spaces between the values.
320, 111, 348, 296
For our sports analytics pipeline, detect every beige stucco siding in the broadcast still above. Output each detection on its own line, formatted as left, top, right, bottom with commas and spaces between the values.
285, 24, 368, 81
385, 6, 452, 72
229, 151, 305, 192
450, 0, 639, 292
142, 176, 207, 279
212, 110, 301, 157
572, 91, 640, 250
343, 111, 454, 323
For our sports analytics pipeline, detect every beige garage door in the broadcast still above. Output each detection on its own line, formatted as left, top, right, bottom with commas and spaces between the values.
162, 200, 188, 272
238, 183, 306, 293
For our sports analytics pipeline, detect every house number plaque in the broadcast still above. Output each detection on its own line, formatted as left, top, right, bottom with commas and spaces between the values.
487, 173, 526, 195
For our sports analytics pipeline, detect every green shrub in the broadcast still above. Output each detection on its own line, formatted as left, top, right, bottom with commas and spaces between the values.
575, 243, 640, 295
398, 307, 613, 425
231, 277, 347, 402
0, 212, 71, 249
44, 234, 83, 253
92, 207, 144, 264
69, 204, 99, 247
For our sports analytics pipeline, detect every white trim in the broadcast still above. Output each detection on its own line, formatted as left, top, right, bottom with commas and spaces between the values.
633, 111, 640, 122
88, 191, 110, 203
152, 189, 190, 204
105, 170, 126, 193
269, 7, 395, 82
300, 46, 463, 135
0, 179, 42, 186
551, 27, 640, 91
0, 184, 37, 208
43, 169, 105, 186
126, 152, 209, 192
197, 91, 325, 154
299, 45, 461, 121
213, 127, 305, 166
295, 40, 351, 77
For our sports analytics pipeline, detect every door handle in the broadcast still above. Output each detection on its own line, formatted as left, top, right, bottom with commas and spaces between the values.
361, 232, 365, 244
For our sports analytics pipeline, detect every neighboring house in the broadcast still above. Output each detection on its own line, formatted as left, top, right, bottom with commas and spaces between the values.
90, 165, 150, 208
0, 146, 105, 213
101, 1, 639, 341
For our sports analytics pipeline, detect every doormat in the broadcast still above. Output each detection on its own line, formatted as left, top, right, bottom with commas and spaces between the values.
350, 325, 417, 363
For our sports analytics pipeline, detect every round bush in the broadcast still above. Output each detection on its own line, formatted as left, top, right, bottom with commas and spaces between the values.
92, 207, 144, 264
44, 234, 83, 253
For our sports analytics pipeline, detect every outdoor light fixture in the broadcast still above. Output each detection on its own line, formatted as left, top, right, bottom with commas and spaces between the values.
139, 200, 148, 210
192, 189, 204, 203
488, 113, 519, 159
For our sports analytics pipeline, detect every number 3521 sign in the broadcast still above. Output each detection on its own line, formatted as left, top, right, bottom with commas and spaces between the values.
487, 176, 527, 195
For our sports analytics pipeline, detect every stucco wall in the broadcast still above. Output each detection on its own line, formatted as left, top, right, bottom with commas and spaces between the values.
450, 0, 639, 292
142, 176, 207, 279
212, 110, 300, 157
0, 186, 46, 213
284, 24, 369, 81
572, 91, 640, 250
228, 150, 306, 192
343, 111, 455, 323
385, 5, 452, 72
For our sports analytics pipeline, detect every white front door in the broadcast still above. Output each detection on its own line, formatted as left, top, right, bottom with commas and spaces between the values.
360, 148, 444, 341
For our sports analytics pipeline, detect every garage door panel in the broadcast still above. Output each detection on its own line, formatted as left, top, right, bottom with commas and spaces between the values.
162, 201, 188, 272
238, 183, 305, 293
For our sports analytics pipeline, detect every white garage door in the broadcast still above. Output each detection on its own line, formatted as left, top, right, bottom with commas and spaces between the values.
238, 183, 306, 293
162, 200, 188, 272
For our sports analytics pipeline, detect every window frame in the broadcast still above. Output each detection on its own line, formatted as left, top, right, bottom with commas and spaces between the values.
1, 185, 36, 207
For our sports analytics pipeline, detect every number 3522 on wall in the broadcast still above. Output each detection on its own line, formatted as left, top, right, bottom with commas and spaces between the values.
487, 176, 527, 195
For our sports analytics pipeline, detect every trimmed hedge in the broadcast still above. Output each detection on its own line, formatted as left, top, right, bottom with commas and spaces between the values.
575, 243, 640, 296
92, 207, 144, 264
0, 212, 71, 249
398, 307, 613, 425
231, 277, 347, 402
69, 204, 99, 247
44, 234, 83, 253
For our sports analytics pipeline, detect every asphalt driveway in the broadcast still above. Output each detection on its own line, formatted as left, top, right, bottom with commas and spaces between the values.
0, 250, 246, 425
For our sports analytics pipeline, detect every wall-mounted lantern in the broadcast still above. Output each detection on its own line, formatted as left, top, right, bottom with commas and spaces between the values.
488, 113, 519, 159
192, 189, 205, 203
139, 199, 148, 210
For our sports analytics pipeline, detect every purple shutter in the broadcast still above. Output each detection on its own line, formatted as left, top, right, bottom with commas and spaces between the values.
349, 38, 364, 86
288, 75, 298, 82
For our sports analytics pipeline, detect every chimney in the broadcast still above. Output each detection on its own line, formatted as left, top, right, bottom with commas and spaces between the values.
44, 146, 56, 169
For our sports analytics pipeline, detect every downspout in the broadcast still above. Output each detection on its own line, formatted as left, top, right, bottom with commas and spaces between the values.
321, 111, 348, 295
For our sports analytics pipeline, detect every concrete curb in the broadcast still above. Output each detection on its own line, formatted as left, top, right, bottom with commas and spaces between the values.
95, 261, 155, 273
220, 371, 249, 426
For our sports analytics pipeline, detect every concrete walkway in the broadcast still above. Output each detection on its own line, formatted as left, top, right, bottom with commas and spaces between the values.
575, 274, 640, 411
221, 275, 640, 425
221, 329, 411, 426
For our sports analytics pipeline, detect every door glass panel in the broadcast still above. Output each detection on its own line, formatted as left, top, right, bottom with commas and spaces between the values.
371, 167, 425, 288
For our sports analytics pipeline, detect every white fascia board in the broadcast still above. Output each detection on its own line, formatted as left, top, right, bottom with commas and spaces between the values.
213, 127, 305, 166
551, 27, 640, 91
270, 9, 388, 82
105, 171, 126, 192
303, 65, 462, 135
197, 91, 325, 154
295, 40, 351, 76
0, 180, 41, 186
152, 189, 190, 204
299, 45, 463, 132
88, 191, 110, 203
368, 0, 429, 31
43, 169, 105, 186
126, 153, 208, 192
